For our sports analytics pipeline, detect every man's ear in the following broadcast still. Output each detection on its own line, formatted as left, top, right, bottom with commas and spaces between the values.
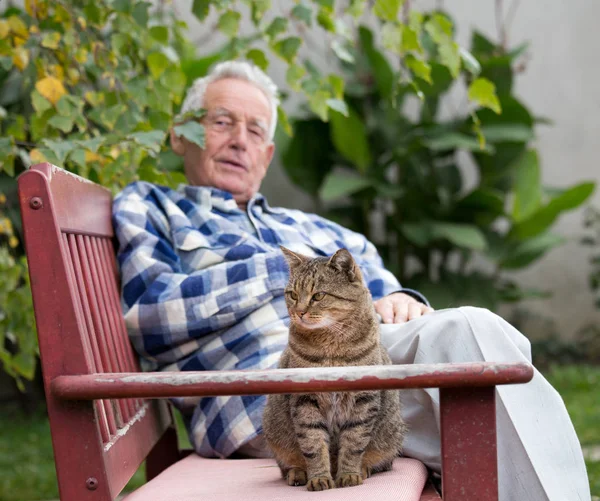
263, 142, 275, 172
170, 127, 186, 156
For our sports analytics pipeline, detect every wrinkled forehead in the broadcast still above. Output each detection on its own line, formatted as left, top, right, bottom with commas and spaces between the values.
204, 78, 272, 124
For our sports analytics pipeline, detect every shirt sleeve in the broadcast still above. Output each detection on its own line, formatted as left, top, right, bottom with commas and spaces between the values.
307, 213, 429, 305
112, 185, 289, 363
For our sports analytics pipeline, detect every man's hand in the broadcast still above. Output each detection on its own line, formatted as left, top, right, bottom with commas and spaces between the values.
374, 292, 434, 324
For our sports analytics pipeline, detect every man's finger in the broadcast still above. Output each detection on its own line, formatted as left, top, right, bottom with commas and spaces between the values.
393, 302, 409, 323
378, 300, 394, 324
407, 303, 422, 321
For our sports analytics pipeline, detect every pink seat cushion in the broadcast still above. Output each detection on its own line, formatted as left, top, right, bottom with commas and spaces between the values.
122, 456, 429, 501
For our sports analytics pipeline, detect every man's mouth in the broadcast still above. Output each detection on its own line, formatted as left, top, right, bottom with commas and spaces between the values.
217, 159, 247, 171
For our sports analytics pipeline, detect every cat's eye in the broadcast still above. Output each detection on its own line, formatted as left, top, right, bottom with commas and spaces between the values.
288, 291, 298, 300
312, 292, 326, 302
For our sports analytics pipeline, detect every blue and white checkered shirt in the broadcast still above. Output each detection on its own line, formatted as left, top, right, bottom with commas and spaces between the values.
113, 181, 427, 458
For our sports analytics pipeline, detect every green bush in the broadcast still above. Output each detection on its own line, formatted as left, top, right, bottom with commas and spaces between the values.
281, 23, 596, 311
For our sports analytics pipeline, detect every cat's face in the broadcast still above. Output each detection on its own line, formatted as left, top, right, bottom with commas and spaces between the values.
281, 247, 369, 331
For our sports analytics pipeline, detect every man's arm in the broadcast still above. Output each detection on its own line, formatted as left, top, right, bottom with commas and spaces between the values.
113, 184, 288, 364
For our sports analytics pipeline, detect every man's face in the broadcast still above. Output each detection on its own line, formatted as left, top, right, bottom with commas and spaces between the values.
172, 78, 275, 208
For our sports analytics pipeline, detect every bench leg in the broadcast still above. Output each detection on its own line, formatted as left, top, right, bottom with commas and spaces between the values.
146, 425, 182, 481
440, 386, 498, 501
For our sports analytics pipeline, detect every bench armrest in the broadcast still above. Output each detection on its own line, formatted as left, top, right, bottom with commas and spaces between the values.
51, 362, 533, 400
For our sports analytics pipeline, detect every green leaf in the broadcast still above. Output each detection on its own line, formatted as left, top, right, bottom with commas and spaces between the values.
251, 0, 271, 25
127, 130, 166, 154
76, 136, 105, 154
501, 232, 565, 269
401, 26, 422, 53
347, 0, 366, 18
286, 64, 305, 91
481, 124, 534, 143
281, 118, 332, 194
328, 74, 344, 99
308, 90, 330, 121
31, 89, 52, 114
218, 10, 241, 37
69, 149, 86, 170
431, 222, 487, 250
405, 55, 432, 83
132, 1, 150, 27
331, 39, 354, 63
374, 0, 403, 21
468, 77, 502, 114
0, 56, 12, 71
320, 172, 372, 201
438, 41, 461, 78
329, 107, 372, 173
424, 132, 493, 153
265, 17, 288, 40
326, 99, 348, 116
0, 137, 15, 175
272, 37, 301, 64
512, 150, 541, 222
317, 8, 335, 32
41, 139, 75, 165
48, 114, 74, 133
381, 23, 402, 53
359, 27, 393, 100
173, 121, 205, 149
511, 182, 596, 239
292, 4, 312, 25
459, 47, 481, 75
246, 49, 269, 71
314, 0, 334, 10
192, 0, 211, 21
147, 52, 170, 79
277, 106, 292, 136
149, 26, 169, 44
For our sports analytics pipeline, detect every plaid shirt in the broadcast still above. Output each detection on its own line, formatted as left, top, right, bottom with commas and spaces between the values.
113, 181, 427, 458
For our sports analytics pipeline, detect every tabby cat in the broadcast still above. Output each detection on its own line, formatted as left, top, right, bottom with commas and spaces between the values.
262, 247, 406, 491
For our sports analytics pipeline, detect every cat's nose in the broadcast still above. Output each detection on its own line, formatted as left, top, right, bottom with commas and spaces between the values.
297, 310, 306, 318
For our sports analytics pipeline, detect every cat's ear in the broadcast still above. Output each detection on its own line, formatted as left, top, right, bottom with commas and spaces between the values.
280, 246, 310, 270
328, 248, 363, 283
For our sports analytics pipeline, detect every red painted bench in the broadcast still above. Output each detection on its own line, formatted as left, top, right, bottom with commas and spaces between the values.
18, 163, 534, 500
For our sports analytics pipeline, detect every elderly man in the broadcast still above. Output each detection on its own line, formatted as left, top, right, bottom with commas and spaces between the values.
113, 61, 590, 500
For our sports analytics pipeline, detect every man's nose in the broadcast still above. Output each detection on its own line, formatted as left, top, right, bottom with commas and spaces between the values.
229, 122, 248, 150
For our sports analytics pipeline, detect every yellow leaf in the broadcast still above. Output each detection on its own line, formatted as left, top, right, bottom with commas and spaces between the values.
9, 236, 19, 248
8, 16, 29, 39
35, 76, 67, 105
29, 148, 48, 163
49, 64, 65, 81
77, 17, 87, 30
41, 31, 61, 49
25, 0, 47, 19
12, 48, 29, 71
84, 151, 101, 163
0, 193, 6, 205
29, 25, 40, 35
0, 20, 9, 39
109, 147, 120, 159
13, 36, 27, 47
67, 68, 80, 85
75, 48, 88, 64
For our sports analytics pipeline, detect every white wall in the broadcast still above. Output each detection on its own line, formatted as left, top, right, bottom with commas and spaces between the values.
176, 0, 600, 340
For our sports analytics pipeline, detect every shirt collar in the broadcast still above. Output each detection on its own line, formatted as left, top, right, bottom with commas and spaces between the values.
177, 184, 285, 215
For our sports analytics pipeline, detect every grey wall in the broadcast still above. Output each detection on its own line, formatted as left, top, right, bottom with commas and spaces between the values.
176, 0, 600, 340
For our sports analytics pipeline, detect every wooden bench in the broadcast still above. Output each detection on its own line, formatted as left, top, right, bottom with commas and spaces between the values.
17, 163, 534, 500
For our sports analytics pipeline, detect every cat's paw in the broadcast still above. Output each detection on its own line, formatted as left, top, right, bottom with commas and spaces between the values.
336, 472, 363, 488
286, 468, 307, 486
307, 475, 335, 491
361, 465, 372, 480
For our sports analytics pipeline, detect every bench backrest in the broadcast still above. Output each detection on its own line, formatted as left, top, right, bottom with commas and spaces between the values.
18, 163, 172, 500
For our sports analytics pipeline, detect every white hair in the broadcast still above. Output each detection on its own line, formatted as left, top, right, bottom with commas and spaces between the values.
179, 60, 280, 142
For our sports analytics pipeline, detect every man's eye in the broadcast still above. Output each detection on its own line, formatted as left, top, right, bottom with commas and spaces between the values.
312, 292, 326, 301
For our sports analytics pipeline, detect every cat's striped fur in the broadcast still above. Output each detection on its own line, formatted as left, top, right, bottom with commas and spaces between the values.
263, 247, 406, 491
